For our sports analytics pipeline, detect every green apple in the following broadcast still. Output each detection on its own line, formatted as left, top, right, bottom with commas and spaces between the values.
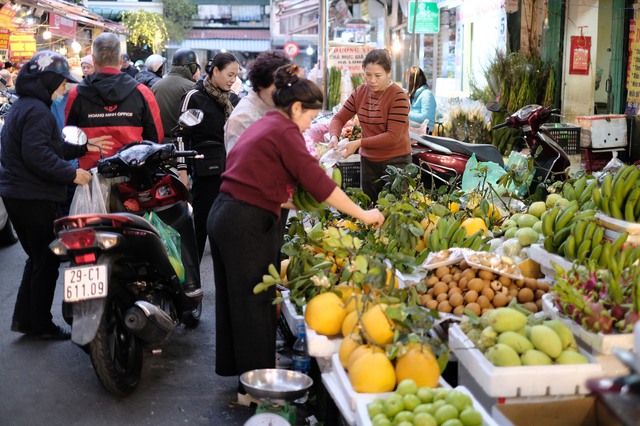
396, 378, 419, 396
434, 404, 459, 425
367, 400, 384, 418
371, 413, 391, 426
403, 394, 422, 412
393, 410, 415, 424
459, 407, 483, 426
431, 399, 447, 412
412, 404, 432, 415
440, 420, 464, 426
433, 388, 449, 401
445, 390, 472, 412
383, 393, 404, 418
396, 422, 413, 426
416, 386, 434, 403
413, 412, 438, 426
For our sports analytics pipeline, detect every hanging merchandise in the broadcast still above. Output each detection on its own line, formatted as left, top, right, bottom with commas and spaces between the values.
569, 28, 591, 75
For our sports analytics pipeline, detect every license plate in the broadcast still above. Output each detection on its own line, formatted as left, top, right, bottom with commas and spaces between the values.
64, 265, 108, 302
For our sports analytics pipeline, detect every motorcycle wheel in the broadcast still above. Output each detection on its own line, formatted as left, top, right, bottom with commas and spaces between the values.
181, 300, 202, 328
89, 292, 143, 396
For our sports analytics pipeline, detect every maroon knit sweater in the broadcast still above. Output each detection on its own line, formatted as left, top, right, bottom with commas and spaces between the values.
328, 83, 411, 162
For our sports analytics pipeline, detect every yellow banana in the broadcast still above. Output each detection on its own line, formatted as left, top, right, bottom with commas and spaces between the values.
609, 196, 623, 220
573, 175, 588, 201
542, 206, 561, 237
553, 226, 572, 247
579, 180, 597, 206
592, 186, 602, 209
565, 235, 577, 260
589, 243, 603, 263
554, 202, 579, 233
601, 174, 613, 198
591, 226, 604, 248
624, 187, 640, 222
576, 239, 592, 263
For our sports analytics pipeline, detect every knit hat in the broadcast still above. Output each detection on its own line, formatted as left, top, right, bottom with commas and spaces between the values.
80, 55, 93, 67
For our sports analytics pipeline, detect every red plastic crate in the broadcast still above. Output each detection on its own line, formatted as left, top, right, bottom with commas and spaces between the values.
580, 148, 613, 172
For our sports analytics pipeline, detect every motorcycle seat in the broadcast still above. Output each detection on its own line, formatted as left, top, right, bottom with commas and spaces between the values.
118, 212, 160, 235
417, 134, 505, 167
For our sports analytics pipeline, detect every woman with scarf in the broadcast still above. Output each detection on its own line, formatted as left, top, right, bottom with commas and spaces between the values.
179, 52, 239, 262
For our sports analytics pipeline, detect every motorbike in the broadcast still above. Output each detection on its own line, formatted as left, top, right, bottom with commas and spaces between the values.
49, 109, 204, 396
411, 132, 504, 187
411, 103, 571, 192
488, 103, 571, 187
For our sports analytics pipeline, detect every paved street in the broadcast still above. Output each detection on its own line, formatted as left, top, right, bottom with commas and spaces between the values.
0, 240, 255, 425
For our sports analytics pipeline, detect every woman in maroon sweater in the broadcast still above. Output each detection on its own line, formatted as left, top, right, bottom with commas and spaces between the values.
207, 65, 384, 400
328, 49, 412, 203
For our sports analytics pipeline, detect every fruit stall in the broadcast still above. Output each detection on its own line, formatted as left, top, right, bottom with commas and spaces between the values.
250, 128, 640, 425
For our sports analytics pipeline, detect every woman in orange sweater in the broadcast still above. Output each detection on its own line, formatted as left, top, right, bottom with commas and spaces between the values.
328, 49, 411, 204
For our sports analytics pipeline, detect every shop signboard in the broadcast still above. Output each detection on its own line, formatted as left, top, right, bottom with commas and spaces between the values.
407, 1, 440, 34
0, 4, 18, 31
50, 14, 77, 38
9, 33, 36, 63
328, 44, 375, 76
627, 19, 640, 104
0, 29, 9, 50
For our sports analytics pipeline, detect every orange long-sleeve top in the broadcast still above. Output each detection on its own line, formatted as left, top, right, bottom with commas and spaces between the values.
328, 83, 411, 162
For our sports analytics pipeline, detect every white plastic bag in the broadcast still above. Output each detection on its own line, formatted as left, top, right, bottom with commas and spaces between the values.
69, 172, 107, 215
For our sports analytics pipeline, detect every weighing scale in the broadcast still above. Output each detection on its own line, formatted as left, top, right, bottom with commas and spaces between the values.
240, 368, 313, 425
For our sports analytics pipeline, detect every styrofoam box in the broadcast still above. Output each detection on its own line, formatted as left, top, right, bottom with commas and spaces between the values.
280, 290, 304, 334
330, 352, 451, 412
449, 324, 604, 398
576, 114, 627, 149
595, 211, 640, 244
321, 372, 356, 426
528, 243, 575, 279
354, 385, 498, 426
306, 324, 342, 359
541, 293, 634, 355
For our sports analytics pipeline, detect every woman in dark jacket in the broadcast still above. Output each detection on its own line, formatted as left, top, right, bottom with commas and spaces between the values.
0, 51, 103, 339
179, 52, 239, 262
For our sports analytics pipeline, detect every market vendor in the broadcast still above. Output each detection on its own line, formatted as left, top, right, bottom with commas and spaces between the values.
206, 64, 385, 405
327, 49, 412, 204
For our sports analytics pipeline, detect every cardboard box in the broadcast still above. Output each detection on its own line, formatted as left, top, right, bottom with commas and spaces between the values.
576, 115, 627, 149
492, 397, 622, 426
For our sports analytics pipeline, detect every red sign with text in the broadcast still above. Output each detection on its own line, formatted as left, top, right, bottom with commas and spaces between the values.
50, 14, 77, 38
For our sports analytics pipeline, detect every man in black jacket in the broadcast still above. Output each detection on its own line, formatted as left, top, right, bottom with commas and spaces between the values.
120, 53, 138, 78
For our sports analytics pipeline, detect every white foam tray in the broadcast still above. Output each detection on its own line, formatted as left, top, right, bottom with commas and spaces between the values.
306, 324, 342, 359
541, 293, 634, 355
354, 385, 498, 426
595, 212, 640, 244
528, 243, 575, 279
449, 324, 604, 398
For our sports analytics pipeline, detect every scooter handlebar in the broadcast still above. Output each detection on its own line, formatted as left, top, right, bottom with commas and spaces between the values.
174, 150, 201, 158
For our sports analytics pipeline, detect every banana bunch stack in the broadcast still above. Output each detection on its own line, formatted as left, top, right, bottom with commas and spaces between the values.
559, 175, 598, 209
292, 168, 342, 211
593, 165, 640, 222
541, 201, 596, 256
427, 217, 486, 251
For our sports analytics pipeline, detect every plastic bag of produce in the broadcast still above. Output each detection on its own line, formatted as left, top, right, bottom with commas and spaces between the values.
505, 151, 533, 197
144, 211, 185, 283
461, 153, 507, 193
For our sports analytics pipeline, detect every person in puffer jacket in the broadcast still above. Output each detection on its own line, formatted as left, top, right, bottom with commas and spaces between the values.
0, 51, 107, 340
65, 33, 164, 170
135, 54, 165, 88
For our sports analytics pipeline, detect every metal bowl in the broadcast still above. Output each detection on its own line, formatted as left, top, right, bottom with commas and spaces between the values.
240, 369, 313, 402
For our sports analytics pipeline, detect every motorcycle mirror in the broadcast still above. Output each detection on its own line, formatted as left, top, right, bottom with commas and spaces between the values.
61, 126, 88, 146
485, 102, 502, 113
178, 109, 204, 127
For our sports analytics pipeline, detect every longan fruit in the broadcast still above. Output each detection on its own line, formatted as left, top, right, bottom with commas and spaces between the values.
537, 281, 551, 292
438, 301, 453, 313
452, 272, 462, 282
536, 299, 543, 311
468, 278, 484, 293
493, 292, 508, 307
459, 260, 469, 270
498, 275, 512, 287
535, 289, 546, 300
522, 302, 538, 313
435, 266, 450, 278
426, 300, 439, 310
518, 287, 535, 303
433, 282, 449, 296
461, 269, 476, 280
524, 278, 538, 290
449, 292, 464, 307
419, 294, 432, 305
441, 274, 453, 283
464, 290, 479, 304
478, 270, 495, 281
477, 295, 490, 309
458, 276, 469, 290
436, 292, 449, 302
448, 280, 458, 290
426, 275, 439, 286
465, 302, 481, 315
448, 287, 462, 297
481, 287, 495, 301
453, 305, 465, 316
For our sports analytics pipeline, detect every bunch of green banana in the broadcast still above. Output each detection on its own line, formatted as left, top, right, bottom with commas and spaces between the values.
292, 168, 343, 211
541, 200, 596, 253
594, 165, 640, 222
427, 217, 485, 251
559, 218, 604, 263
379, 212, 423, 255
603, 232, 640, 276
560, 175, 598, 210
253, 264, 283, 294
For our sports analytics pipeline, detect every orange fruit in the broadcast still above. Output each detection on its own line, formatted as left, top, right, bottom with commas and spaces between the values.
341, 310, 359, 337
361, 303, 394, 345
304, 292, 346, 336
460, 217, 488, 237
349, 352, 396, 393
347, 344, 385, 371
338, 334, 362, 369
395, 343, 440, 388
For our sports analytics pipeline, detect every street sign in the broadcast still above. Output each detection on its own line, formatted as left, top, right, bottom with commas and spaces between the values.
284, 41, 299, 58
408, 1, 440, 34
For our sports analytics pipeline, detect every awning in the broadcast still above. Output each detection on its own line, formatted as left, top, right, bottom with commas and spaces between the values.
169, 28, 272, 52
13, 0, 127, 34
190, 0, 269, 5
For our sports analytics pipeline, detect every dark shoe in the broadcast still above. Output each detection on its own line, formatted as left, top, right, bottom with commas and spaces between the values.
183, 282, 203, 301
32, 324, 71, 340
10, 320, 30, 334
